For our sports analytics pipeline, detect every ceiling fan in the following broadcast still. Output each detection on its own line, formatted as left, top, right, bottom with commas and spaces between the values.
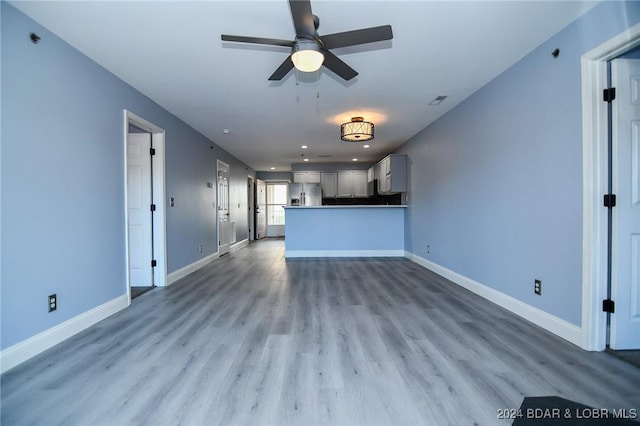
221, 0, 393, 81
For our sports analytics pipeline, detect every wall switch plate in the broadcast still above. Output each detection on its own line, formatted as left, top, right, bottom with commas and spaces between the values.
48, 294, 57, 312
534, 279, 542, 295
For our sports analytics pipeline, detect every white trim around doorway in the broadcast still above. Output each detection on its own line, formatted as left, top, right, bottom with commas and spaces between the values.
217, 160, 231, 256
581, 23, 640, 351
124, 110, 168, 304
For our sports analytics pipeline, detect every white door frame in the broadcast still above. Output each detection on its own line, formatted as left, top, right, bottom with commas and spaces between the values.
581, 23, 640, 351
256, 179, 266, 239
265, 181, 288, 237
124, 110, 167, 305
248, 175, 255, 241
217, 160, 231, 256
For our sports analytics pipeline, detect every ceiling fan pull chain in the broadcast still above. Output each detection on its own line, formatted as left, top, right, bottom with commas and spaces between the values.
316, 69, 320, 98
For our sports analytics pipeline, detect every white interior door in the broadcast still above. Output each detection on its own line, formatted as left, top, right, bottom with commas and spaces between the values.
127, 133, 153, 287
256, 179, 266, 239
218, 161, 231, 256
611, 58, 640, 349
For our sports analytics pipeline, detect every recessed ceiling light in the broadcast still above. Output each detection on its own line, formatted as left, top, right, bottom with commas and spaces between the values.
301, 145, 308, 149
222, 129, 231, 134
303, 158, 309, 162
270, 167, 275, 170
352, 158, 358, 162
363, 145, 370, 149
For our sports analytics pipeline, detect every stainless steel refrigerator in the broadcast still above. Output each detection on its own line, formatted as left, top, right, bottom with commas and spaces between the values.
289, 182, 322, 206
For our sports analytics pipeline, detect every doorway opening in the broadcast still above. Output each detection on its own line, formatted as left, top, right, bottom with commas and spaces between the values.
256, 179, 266, 239
266, 182, 288, 237
124, 110, 167, 303
581, 24, 640, 354
248, 176, 255, 242
217, 160, 232, 256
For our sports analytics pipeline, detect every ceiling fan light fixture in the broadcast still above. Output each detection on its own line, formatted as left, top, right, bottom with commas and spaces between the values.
291, 39, 324, 73
341, 117, 374, 142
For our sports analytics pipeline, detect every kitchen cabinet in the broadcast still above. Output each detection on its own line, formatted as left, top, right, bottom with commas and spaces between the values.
367, 167, 375, 183
321, 173, 337, 197
337, 172, 353, 197
353, 172, 368, 196
377, 157, 390, 193
293, 172, 321, 184
375, 154, 407, 194
337, 171, 368, 197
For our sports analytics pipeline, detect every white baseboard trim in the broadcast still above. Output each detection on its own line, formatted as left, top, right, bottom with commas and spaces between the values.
166, 240, 249, 286
1, 294, 129, 373
286, 249, 405, 258
230, 238, 249, 253
405, 251, 582, 347
167, 251, 219, 285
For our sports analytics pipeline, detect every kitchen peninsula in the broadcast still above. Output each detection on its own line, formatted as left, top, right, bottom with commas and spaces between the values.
284, 205, 406, 258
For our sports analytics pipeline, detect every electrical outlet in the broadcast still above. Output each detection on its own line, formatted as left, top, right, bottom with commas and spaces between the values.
427, 245, 431, 254
48, 294, 57, 312
534, 279, 542, 295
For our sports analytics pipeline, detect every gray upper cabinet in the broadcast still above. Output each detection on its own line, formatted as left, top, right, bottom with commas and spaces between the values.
337, 171, 368, 197
321, 172, 337, 197
375, 154, 407, 194
353, 172, 368, 196
293, 172, 321, 183
294, 157, 406, 199
367, 167, 375, 183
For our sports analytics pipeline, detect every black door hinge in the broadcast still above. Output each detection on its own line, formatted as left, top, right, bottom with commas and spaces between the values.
603, 194, 616, 208
603, 299, 615, 313
150, 148, 156, 156
151, 259, 157, 268
150, 204, 156, 212
603, 87, 616, 103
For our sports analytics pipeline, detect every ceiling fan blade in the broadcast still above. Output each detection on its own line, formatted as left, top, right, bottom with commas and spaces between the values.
221, 34, 294, 47
322, 51, 358, 81
321, 25, 393, 50
268, 56, 295, 81
289, 0, 316, 37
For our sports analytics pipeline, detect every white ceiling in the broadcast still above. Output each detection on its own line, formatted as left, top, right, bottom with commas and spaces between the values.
11, 0, 598, 171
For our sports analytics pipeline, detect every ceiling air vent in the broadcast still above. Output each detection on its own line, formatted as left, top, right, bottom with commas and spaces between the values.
429, 96, 448, 106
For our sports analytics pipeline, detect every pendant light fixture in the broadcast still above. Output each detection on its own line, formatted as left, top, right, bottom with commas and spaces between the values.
341, 117, 374, 142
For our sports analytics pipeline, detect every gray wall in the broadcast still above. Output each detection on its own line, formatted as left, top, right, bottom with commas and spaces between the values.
396, 1, 640, 327
1, 3, 253, 350
256, 171, 292, 181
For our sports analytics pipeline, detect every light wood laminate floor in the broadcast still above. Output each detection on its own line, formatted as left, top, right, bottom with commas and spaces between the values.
2, 239, 639, 425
